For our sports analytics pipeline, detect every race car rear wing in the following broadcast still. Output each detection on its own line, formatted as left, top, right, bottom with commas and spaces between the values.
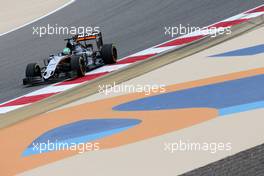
64, 32, 102, 42
76, 32, 103, 49
76, 32, 102, 41
64, 32, 104, 50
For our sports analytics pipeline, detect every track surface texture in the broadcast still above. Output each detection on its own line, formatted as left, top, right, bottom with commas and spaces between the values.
183, 143, 264, 176
0, 0, 264, 103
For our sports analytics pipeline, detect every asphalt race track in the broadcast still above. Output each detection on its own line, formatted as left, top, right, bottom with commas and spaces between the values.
184, 143, 264, 175
0, 0, 263, 103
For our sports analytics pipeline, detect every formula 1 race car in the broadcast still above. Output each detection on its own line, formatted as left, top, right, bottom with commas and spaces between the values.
22, 32, 117, 85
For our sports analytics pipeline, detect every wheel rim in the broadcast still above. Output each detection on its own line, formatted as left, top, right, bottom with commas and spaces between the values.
35, 65, 40, 76
112, 47, 117, 62
79, 57, 85, 75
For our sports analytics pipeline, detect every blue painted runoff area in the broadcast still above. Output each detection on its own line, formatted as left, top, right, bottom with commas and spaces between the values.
113, 74, 264, 115
23, 118, 141, 156
210, 44, 264, 57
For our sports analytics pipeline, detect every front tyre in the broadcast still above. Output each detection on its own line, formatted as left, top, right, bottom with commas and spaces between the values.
71, 56, 86, 77
101, 44, 117, 64
25, 63, 41, 77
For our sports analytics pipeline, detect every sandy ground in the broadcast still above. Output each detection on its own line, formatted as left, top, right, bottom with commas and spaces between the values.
20, 109, 264, 176
19, 25, 264, 175
0, 0, 71, 34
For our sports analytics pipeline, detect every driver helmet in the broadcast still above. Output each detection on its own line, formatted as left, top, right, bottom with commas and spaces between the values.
63, 47, 71, 55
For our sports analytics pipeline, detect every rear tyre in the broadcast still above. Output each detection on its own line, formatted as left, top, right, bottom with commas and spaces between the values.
71, 56, 86, 77
101, 44, 117, 64
25, 63, 41, 77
